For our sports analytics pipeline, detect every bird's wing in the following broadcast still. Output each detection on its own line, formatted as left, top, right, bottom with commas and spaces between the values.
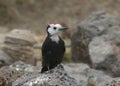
42, 38, 51, 58
57, 39, 65, 63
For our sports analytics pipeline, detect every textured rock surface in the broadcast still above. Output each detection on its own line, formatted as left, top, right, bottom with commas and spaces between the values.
89, 36, 114, 66
2, 46, 36, 65
71, 11, 111, 65
0, 50, 12, 67
72, 11, 120, 77
0, 61, 120, 86
87, 12, 120, 77
13, 64, 79, 86
0, 61, 38, 86
0, 33, 5, 45
0, 66, 24, 86
4, 29, 36, 46
0, 61, 79, 86
102, 78, 120, 86
71, 27, 92, 66
64, 63, 112, 86
78, 11, 110, 45
1, 29, 37, 65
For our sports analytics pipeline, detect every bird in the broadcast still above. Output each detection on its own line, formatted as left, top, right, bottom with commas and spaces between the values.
41, 23, 67, 73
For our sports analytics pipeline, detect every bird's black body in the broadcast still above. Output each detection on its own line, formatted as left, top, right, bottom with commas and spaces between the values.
41, 35, 65, 73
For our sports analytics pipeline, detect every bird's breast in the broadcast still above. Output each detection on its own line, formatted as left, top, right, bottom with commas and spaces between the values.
50, 35, 59, 43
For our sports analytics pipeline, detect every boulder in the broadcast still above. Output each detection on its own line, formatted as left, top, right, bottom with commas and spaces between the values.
0, 66, 24, 86
78, 11, 110, 45
2, 29, 37, 65
0, 33, 6, 45
71, 11, 120, 77
71, 11, 109, 65
4, 29, 36, 46
1, 61, 79, 86
2, 45, 35, 65
89, 36, 114, 67
0, 61, 39, 86
0, 61, 120, 86
0, 50, 12, 67
102, 78, 120, 86
64, 63, 112, 86
13, 64, 79, 86
71, 28, 92, 66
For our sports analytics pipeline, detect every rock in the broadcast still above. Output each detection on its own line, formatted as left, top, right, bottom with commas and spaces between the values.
71, 28, 92, 66
64, 63, 89, 85
102, 78, 120, 86
0, 50, 12, 67
4, 29, 36, 46
89, 36, 114, 66
0, 66, 24, 86
71, 11, 112, 66
0, 61, 79, 86
9, 61, 38, 72
76, 11, 120, 45
72, 11, 120, 77
0, 61, 38, 86
0, 61, 119, 86
0, 33, 6, 45
89, 36, 120, 77
78, 11, 110, 45
64, 63, 112, 86
13, 64, 79, 86
2, 45, 36, 65
108, 26, 120, 45
2, 29, 37, 65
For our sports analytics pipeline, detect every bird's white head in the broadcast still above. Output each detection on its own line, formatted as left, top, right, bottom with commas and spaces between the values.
47, 23, 67, 36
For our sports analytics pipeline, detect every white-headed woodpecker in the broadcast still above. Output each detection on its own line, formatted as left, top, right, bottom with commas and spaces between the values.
41, 23, 67, 73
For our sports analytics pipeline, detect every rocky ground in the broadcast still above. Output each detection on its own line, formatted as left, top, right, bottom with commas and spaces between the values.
0, 61, 120, 86
0, 11, 120, 86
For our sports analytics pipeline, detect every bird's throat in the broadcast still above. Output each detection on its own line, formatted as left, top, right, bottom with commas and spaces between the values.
50, 34, 59, 43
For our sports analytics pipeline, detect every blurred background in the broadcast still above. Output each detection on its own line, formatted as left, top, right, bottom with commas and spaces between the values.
0, 0, 120, 66
0, 0, 120, 34
0, 0, 120, 85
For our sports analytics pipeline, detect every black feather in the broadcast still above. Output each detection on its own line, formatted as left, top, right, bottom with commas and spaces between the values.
41, 36, 65, 73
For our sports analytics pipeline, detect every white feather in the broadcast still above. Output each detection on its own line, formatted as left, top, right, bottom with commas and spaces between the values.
50, 34, 59, 43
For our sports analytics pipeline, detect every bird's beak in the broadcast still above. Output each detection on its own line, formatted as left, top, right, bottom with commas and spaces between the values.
59, 27, 68, 31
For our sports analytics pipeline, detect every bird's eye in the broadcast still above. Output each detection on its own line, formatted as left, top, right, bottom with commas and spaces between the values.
53, 27, 57, 30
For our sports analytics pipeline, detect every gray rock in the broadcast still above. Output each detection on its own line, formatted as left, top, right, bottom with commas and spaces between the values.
102, 78, 120, 86
78, 11, 110, 44
71, 28, 92, 66
71, 11, 113, 66
72, 11, 120, 77
78, 11, 120, 45
9, 61, 38, 72
12, 64, 79, 86
4, 29, 36, 46
0, 66, 25, 86
89, 35, 120, 77
1, 61, 119, 86
64, 63, 112, 86
1, 29, 37, 65
0, 50, 12, 67
89, 36, 114, 66
2, 45, 36, 65
108, 26, 120, 45
0, 33, 6, 45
